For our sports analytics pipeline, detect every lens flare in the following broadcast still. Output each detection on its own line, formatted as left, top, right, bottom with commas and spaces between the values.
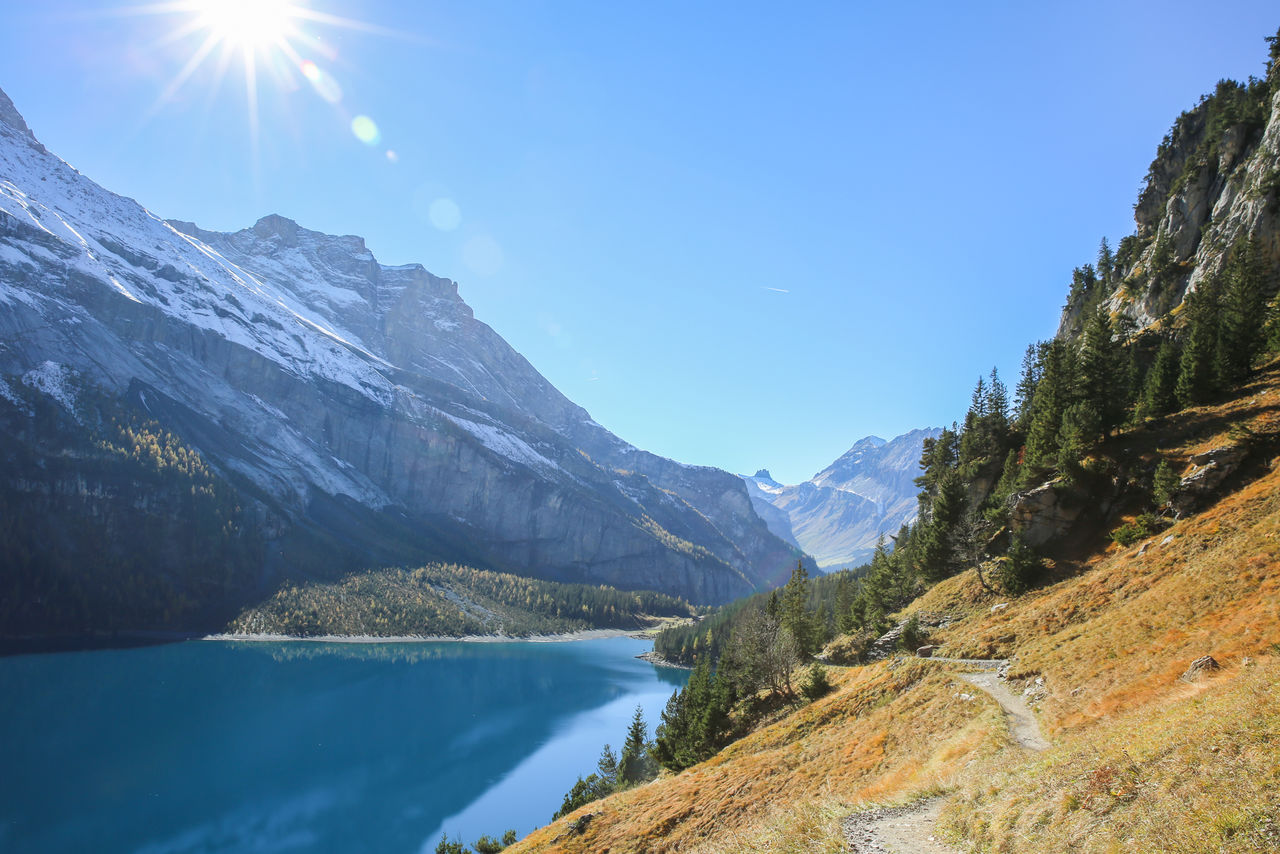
351, 115, 381, 145
462, 235, 504, 276
428, 198, 461, 231
300, 59, 342, 103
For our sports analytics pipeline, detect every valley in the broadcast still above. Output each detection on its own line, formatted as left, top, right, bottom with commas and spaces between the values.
2, 11, 1279, 854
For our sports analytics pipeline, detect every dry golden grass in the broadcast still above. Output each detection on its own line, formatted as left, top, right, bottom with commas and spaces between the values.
508, 662, 1004, 853
680, 799, 850, 854
911, 457, 1280, 737
941, 658, 1280, 853
510, 364, 1280, 853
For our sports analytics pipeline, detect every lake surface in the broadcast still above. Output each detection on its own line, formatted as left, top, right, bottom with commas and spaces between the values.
0, 636, 687, 854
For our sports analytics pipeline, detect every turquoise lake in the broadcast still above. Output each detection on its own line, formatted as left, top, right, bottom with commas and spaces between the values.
0, 636, 687, 854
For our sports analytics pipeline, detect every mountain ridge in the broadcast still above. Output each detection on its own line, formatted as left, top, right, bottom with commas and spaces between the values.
742, 427, 941, 569
0, 86, 805, 638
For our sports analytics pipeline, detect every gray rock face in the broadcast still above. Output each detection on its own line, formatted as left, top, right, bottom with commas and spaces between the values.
1169, 445, 1247, 518
743, 429, 941, 569
1060, 79, 1280, 337
1009, 479, 1083, 548
0, 87, 801, 608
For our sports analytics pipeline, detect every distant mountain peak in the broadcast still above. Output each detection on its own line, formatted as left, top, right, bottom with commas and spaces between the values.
752, 468, 774, 481
744, 427, 940, 570
252, 213, 303, 245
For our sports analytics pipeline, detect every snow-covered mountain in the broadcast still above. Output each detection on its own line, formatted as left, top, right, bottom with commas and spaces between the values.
743, 428, 941, 570
0, 87, 803, 635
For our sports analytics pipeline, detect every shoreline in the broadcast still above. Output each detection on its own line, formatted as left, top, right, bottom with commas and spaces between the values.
3, 617, 695, 657
201, 627, 648, 645
635, 650, 693, 669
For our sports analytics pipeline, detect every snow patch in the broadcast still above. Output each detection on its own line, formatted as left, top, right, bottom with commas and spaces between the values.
22, 361, 76, 411
0, 375, 32, 414
442, 412, 563, 474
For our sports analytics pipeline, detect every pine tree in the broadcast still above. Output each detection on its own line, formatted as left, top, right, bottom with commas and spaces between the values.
780, 560, 816, 657
1218, 239, 1270, 385
1067, 264, 1099, 308
618, 705, 654, 785
654, 658, 734, 772
653, 690, 687, 771
1152, 460, 1181, 511
1015, 342, 1047, 426
1056, 401, 1100, 481
1022, 340, 1078, 478
595, 743, 619, 789
916, 469, 965, 583
1266, 295, 1280, 356
1138, 337, 1180, 419
1097, 237, 1115, 284
435, 835, 468, 854
991, 446, 1022, 507
1176, 275, 1224, 407
986, 367, 1011, 432
474, 834, 515, 854
1078, 305, 1125, 437
835, 571, 856, 635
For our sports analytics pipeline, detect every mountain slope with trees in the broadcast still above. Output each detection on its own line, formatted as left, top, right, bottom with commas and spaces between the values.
0, 86, 804, 644
505, 29, 1280, 854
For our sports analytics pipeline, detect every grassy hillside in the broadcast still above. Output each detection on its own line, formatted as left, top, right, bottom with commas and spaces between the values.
507, 360, 1280, 853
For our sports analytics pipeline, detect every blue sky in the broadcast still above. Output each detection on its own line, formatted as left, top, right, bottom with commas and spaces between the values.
1, 2, 1276, 484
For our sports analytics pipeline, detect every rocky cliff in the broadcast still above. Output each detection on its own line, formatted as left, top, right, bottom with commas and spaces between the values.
742, 428, 940, 570
1059, 57, 1280, 337
0, 87, 803, 636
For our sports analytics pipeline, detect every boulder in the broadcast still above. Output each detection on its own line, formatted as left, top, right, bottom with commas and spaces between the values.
1179, 655, 1221, 683
916, 645, 936, 658
1009, 479, 1083, 547
1170, 446, 1247, 518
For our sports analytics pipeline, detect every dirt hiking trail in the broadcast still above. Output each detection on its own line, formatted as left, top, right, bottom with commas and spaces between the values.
842, 664, 1048, 852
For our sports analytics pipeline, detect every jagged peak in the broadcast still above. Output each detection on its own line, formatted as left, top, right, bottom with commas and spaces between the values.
252, 213, 302, 245
0, 86, 46, 152
752, 468, 773, 480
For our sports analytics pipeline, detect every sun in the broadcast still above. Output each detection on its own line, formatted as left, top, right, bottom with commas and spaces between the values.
126, 0, 404, 158
194, 0, 296, 50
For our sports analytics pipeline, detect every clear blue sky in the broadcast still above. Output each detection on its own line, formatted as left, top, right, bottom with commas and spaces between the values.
2, 2, 1276, 484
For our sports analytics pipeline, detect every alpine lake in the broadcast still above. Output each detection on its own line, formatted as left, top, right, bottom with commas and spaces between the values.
0, 635, 688, 854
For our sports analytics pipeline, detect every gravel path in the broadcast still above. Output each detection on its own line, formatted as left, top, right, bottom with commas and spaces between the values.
958, 671, 1049, 751
843, 797, 958, 854
841, 661, 1049, 851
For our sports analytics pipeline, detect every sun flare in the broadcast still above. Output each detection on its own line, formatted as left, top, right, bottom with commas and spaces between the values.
131, 0, 396, 154
194, 0, 295, 50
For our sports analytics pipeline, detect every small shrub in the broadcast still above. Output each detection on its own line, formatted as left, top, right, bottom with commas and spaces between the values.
993, 535, 1042, 595
1111, 513, 1164, 547
1152, 459, 1180, 509
801, 663, 833, 701
821, 631, 876, 665
434, 835, 467, 854
898, 614, 926, 651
